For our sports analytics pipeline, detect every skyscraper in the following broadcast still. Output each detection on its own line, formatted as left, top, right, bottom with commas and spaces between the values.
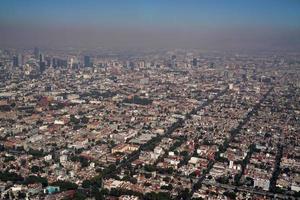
45, 57, 52, 68
192, 58, 198, 67
13, 56, 18, 68
34, 47, 40, 60
171, 55, 176, 68
39, 53, 45, 64
84, 56, 91, 68
12, 54, 23, 68
40, 62, 46, 74
39, 53, 46, 73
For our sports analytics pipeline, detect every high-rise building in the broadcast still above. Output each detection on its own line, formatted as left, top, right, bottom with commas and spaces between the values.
40, 62, 46, 74
12, 54, 23, 68
34, 47, 40, 60
57, 58, 67, 68
45, 57, 52, 68
171, 55, 176, 68
84, 56, 91, 67
39, 53, 45, 63
13, 56, 18, 68
39, 53, 46, 73
192, 58, 198, 67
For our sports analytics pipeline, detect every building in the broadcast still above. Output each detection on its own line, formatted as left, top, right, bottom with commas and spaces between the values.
84, 56, 91, 67
171, 55, 176, 68
44, 186, 60, 194
192, 58, 197, 67
13, 54, 23, 68
34, 47, 40, 59
254, 178, 270, 191
111, 144, 139, 154
40, 62, 46, 73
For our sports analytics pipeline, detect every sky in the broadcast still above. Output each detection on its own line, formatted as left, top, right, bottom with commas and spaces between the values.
0, 0, 300, 51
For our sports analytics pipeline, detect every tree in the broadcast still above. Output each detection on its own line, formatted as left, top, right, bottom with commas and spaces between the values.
31, 165, 42, 173
166, 167, 174, 174
82, 175, 102, 188
216, 176, 229, 184
79, 157, 89, 168
122, 175, 137, 184
180, 151, 189, 157
160, 184, 173, 191
144, 173, 152, 179
28, 148, 44, 157
17, 191, 26, 199
82, 180, 92, 188
70, 114, 79, 124
81, 116, 89, 124
0, 171, 24, 182
123, 95, 153, 105
4, 156, 15, 162
178, 188, 190, 200
92, 187, 105, 200
144, 164, 156, 172
102, 164, 116, 177
234, 174, 241, 185
71, 191, 87, 200
51, 180, 78, 191
144, 192, 172, 200
20, 159, 26, 167
163, 177, 171, 182
223, 190, 236, 199
24, 175, 48, 187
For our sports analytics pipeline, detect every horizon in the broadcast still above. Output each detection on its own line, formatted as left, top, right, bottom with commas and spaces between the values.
1, 0, 300, 51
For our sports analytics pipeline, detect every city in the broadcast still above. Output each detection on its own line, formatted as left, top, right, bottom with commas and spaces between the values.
0, 48, 299, 199
0, 1, 300, 200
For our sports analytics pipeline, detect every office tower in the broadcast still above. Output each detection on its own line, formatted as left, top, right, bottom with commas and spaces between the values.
224, 71, 229, 79
129, 61, 135, 69
34, 47, 40, 60
58, 59, 68, 68
45, 57, 52, 68
19, 54, 24, 67
192, 58, 198, 67
69, 58, 73, 69
39, 53, 46, 73
13, 56, 18, 68
126, 61, 130, 68
52, 58, 57, 68
40, 61, 46, 73
171, 55, 176, 68
12, 54, 23, 68
139, 60, 145, 68
72, 63, 79, 69
84, 56, 90, 67
39, 53, 45, 63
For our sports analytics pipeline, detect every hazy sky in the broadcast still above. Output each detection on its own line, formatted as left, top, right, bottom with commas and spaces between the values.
0, 0, 300, 50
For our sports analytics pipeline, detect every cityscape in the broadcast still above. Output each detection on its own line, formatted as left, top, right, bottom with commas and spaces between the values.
0, 1, 300, 200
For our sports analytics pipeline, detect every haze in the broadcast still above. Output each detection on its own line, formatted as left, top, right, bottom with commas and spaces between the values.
0, 0, 300, 51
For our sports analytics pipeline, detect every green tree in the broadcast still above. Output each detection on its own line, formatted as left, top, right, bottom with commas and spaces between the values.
24, 175, 48, 187
31, 165, 41, 173
51, 180, 78, 191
